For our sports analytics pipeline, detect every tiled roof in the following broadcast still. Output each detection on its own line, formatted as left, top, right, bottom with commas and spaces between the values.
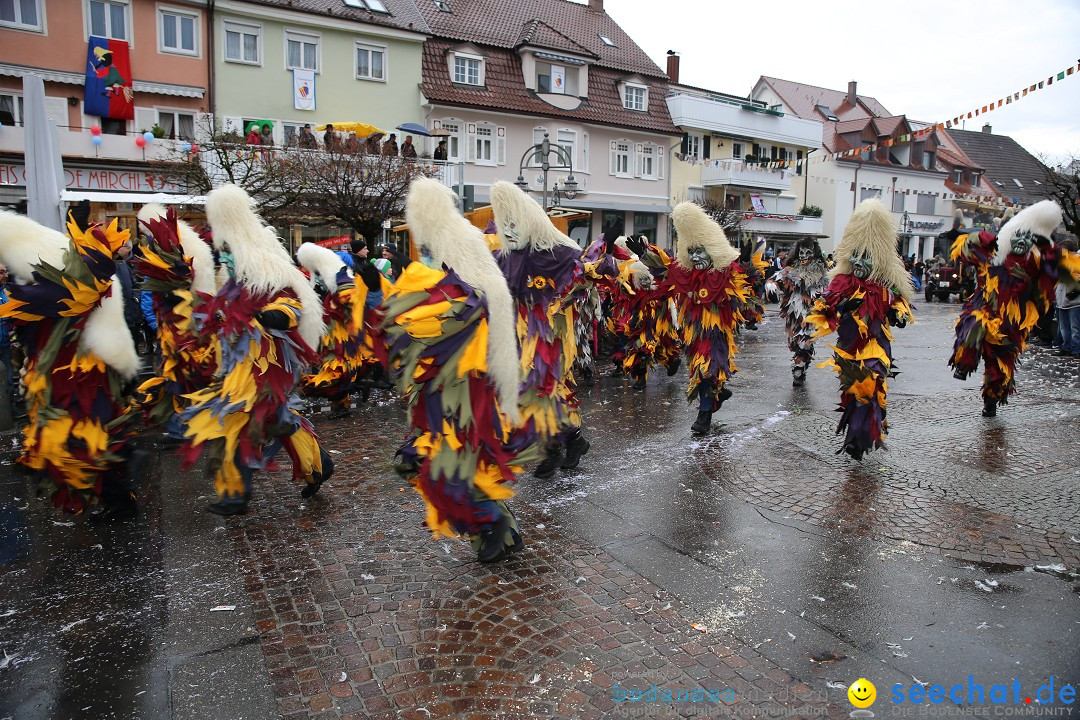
517, 19, 597, 58
946, 128, 1051, 206
240, 0, 431, 34
421, 39, 679, 134
871, 115, 905, 137
758, 76, 893, 153
415, 0, 664, 77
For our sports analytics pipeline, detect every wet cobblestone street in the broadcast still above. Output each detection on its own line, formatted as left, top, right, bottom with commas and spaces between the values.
1, 300, 1077, 719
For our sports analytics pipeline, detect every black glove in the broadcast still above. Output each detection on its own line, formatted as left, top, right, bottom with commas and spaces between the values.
356, 261, 381, 291
888, 307, 907, 328
256, 309, 291, 330
604, 231, 617, 254
1067, 289, 1080, 302
626, 236, 646, 257
1034, 234, 1052, 249
839, 297, 864, 314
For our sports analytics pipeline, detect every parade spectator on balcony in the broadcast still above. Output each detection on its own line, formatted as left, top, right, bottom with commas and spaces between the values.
245, 124, 261, 147
324, 124, 338, 150
259, 125, 274, 162
298, 124, 317, 150
346, 132, 360, 153
401, 136, 417, 160
365, 133, 383, 154
433, 139, 447, 161
382, 133, 399, 156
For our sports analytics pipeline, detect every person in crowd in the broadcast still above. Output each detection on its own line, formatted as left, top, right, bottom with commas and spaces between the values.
323, 124, 338, 151
433, 140, 447, 161
298, 124, 317, 150
382, 244, 409, 280
401, 136, 418, 159
1055, 237, 1080, 357
245, 123, 261, 146
346, 132, 359, 153
383, 133, 399, 156
115, 239, 142, 345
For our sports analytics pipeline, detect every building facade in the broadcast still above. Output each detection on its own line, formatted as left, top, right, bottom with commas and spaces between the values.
414, 0, 680, 247
0, 0, 211, 218
752, 76, 974, 259
212, 0, 429, 148
666, 56, 823, 251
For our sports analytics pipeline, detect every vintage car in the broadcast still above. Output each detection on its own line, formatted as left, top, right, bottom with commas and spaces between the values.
923, 261, 975, 303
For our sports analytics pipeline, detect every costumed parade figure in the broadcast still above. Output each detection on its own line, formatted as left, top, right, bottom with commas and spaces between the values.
775, 238, 829, 386
569, 237, 607, 388
0, 212, 142, 519
132, 204, 218, 436
604, 235, 682, 390
807, 199, 914, 461
296, 242, 366, 419
383, 178, 536, 563
490, 181, 590, 478
949, 200, 1079, 417
663, 201, 762, 434
182, 185, 333, 515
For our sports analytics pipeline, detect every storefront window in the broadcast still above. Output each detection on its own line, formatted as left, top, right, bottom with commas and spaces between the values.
633, 212, 658, 243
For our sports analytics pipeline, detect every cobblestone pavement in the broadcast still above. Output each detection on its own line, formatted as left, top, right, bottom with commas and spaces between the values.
1, 300, 1077, 720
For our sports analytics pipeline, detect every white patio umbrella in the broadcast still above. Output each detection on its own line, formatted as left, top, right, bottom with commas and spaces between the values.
23, 75, 65, 231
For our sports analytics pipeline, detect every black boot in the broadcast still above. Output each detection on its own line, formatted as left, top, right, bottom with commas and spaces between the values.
666, 357, 682, 377
953, 367, 969, 381
581, 366, 595, 387
561, 430, 590, 469
534, 444, 564, 479
690, 410, 712, 434
87, 501, 138, 523
205, 501, 248, 516
301, 450, 335, 498
715, 386, 733, 409
981, 397, 998, 417
631, 370, 646, 390
477, 513, 511, 563
792, 364, 806, 387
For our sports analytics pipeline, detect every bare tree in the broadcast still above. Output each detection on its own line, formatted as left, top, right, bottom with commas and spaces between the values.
291, 145, 440, 243
694, 196, 745, 238
1041, 153, 1080, 236
152, 117, 440, 241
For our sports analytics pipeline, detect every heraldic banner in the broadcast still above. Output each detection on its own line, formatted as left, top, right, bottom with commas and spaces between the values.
84, 36, 135, 120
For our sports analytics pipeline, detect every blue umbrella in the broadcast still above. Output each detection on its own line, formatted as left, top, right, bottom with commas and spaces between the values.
395, 122, 432, 137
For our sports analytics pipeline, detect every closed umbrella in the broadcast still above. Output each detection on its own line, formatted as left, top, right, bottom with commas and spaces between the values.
23, 75, 65, 231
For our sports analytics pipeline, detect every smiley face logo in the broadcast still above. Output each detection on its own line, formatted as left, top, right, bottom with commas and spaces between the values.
848, 678, 876, 708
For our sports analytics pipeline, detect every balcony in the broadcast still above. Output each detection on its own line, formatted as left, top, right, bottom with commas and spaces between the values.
667, 92, 823, 149
0, 124, 192, 163
742, 212, 824, 237
701, 159, 793, 192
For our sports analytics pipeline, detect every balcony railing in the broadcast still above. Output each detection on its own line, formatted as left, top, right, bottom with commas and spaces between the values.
667, 93, 823, 149
701, 159, 793, 192
742, 212, 823, 236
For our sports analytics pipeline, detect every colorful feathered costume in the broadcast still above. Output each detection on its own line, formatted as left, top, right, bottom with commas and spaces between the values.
949, 200, 1079, 416
132, 204, 217, 431
0, 213, 141, 516
297, 242, 366, 418
181, 185, 333, 515
807, 199, 914, 461
569, 237, 607, 387
490, 181, 589, 478
606, 241, 682, 389
776, 238, 829, 385
662, 202, 762, 433
383, 178, 536, 563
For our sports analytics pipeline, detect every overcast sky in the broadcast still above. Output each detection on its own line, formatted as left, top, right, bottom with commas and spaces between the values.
608, 0, 1080, 165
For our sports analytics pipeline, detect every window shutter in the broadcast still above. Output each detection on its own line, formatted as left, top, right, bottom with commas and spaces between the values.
657, 146, 664, 180
609, 140, 617, 175
466, 123, 477, 162
496, 126, 506, 165
702, 134, 711, 159
680, 133, 688, 155
634, 143, 643, 177
582, 132, 589, 174
752, 143, 761, 157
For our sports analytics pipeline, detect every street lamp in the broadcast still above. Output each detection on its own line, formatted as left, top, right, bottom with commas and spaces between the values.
899, 210, 911, 257
514, 132, 577, 210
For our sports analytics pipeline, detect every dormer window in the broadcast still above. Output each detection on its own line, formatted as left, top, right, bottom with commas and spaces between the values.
433, 0, 450, 11
815, 104, 839, 121
598, 33, 615, 47
623, 83, 647, 111
343, 0, 388, 12
453, 53, 483, 85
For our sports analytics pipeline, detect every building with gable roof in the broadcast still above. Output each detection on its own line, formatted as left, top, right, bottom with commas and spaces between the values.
415, 0, 680, 246
752, 76, 980, 258
946, 124, 1053, 211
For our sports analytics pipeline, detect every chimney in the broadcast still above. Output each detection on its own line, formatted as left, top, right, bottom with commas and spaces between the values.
666, 51, 680, 83
982, 123, 992, 134
846, 80, 857, 106
588, 0, 604, 11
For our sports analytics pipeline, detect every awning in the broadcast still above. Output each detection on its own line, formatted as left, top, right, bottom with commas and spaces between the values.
0, 63, 205, 97
749, 229, 829, 240
547, 197, 672, 214
62, 190, 205, 205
